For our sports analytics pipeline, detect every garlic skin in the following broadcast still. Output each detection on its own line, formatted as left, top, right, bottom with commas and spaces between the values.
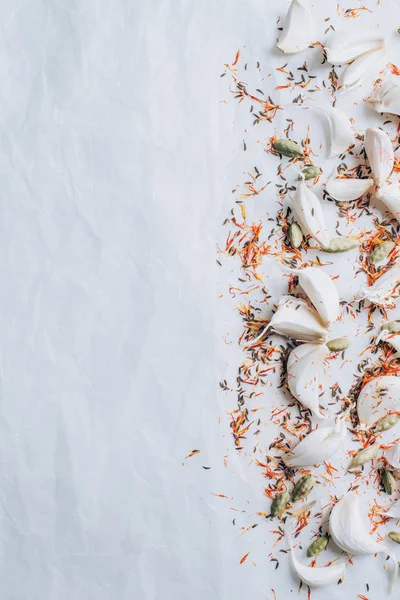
385, 499, 400, 519
277, 0, 315, 55
295, 267, 339, 326
366, 78, 400, 116
326, 177, 374, 201
365, 128, 394, 185
325, 33, 385, 64
293, 180, 331, 248
360, 260, 400, 307
287, 343, 330, 419
287, 531, 347, 588
386, 443, 400, 470
284, 419, 347, 467
377, 330, 400, 356
376, 183, 400, 224
357, 375, 400, 427
270, 296, 329, 342
343, 48, 387, 90
329, 494, 397, 592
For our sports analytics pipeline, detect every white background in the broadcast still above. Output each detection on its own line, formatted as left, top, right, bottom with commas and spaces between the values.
2, 0, 400, 599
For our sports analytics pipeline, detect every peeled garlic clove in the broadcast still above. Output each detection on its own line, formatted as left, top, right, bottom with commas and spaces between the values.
366, 78, 400, 116
357, 375, 400, 428
287, 531, 347, 588
329, 494, 398, 592
287, 342, 330, 418
294, 267, 339, 325
270, 295, 329, 342
318, 106, 354, 157
376, 182, 400, 224
386, 442, 400, 470
343, 48, 387, 90
365, 128, 394, 184
326, 177, 374, 201
284, 419, 347, 467
325, 33, 385, 64
293, 180, 331, 248
277, 0, 315, 55
360, 260, 400, 307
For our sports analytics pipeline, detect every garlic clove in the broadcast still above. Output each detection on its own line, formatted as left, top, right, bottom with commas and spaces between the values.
293, 180, 331, 248
365, 127, 394, 184
329, 493, 398, 592
287, 531, 347, 588
277, 0, 315, 55
366, 78, 400, 116
376, 182, 400, 224
287, 342, 330, 418
295, 266, 340, 325
319, 106, 355, 157
284, 419, 347, 467
343, 48, 387, 90
357, 375, 400, 427
270, 295, 329, 342
360, 260, 400, 307
326, 176, 374, 201
325, 33, 385, 64
386, 442, 400, 470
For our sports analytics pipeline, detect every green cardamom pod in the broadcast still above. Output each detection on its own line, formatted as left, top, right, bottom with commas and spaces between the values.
375, 413, 400, 432
273, 139, 304, 158
302, 166, 322, 180
289, 222, 303, 248
291, 474, 315, 503
382, 320, 400, 334
306, 535, 329, 557
389, 531, 400, 544
323, 237, 358, 253
381, 468, 396, 495
326, 337, 350, 352
270, 490, 290, 518
370, 241, 395, 265
349, 442, 380, 468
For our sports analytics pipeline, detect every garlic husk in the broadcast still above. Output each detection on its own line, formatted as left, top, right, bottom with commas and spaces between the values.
360, 260, 400, 307
270, 296, 329, 342
366, 78, 400, 116
329, 494, 397, 591
284, 419, 347, 467
287, 342, 330, 418
325, 33, 385, 64
293, 180, 331, 248
385, 499, 400, 519
294, 267, 339, 326
326, 177, 374, 201
277, 0, 315, 55
376, 182, 400, 224
357, 375, 400, 428
317, 106, 354, 157
365, 128, 394, 184
376, 329, 400, 357
287, 531, 347, 588
386, 442, 400, 470
343, 48, 387, 90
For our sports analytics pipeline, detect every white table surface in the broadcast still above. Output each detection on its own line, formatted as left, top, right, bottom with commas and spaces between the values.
2, 0, 400, 599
